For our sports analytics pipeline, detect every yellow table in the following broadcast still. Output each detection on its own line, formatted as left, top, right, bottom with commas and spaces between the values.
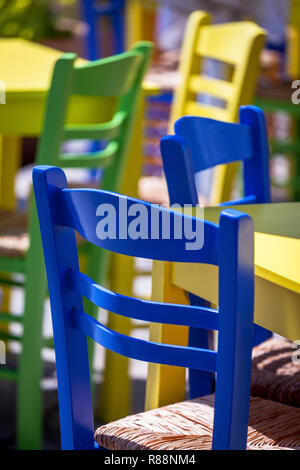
0, 38, 123, 209
146, 202, 300, 410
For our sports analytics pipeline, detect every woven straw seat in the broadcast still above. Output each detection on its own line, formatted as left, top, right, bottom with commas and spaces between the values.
0, 209, 29, 258
251, 337, 300, 407
95, 394, 300, 450
0, 207, 87, 259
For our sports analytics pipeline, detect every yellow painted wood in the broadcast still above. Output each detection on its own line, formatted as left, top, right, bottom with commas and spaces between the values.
287, 0, 300, 79
189, 75, 234, 101
125, 0, 155, 49
202, 202, 300, 239
287, 26, 300, 79
173, 202, 300, 293
172, 259, 300, 342
0, 136, 21, 209
148, 202, 300, 406
172, 231, 300, 304
171, 202, 300, 341
145, 261, 189, 411
100, 310, 132, 422
255, 233, 300, 294
0, 136, 20, 336
169, 11, 265, 204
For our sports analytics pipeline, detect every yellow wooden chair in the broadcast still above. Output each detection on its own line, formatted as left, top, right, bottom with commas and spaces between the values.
170, 12, 265, 204
140, 11, 265, 205
100, 11, 265, 422
287, 0, 300, 79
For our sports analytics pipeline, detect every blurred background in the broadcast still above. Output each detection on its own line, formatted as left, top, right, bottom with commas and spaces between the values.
0, 0, 299, 449
1, 0, 299, 202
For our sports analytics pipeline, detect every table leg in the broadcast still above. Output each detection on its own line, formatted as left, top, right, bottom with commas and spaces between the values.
145, 261, 189, 411
0, 136, 21, 210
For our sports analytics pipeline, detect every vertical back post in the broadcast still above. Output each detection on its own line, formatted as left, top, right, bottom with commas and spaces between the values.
213, 210, 254, 450
36, 54, 75, 166
240, 106, 271, 203
33, 166, 94, 450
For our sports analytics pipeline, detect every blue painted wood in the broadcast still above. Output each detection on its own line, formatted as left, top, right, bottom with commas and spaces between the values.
161, 105, 272, 400
80, 0, 125, 60
32, 166, 94, 450
57, 187, 219, 265
33, 165, 255, 450
71, 309, 218, 372
239, 106, 271, 204
174, 115, 253, 173
172, 105, 271, 205
67, 270, 219, 330
213, 210, 254, 450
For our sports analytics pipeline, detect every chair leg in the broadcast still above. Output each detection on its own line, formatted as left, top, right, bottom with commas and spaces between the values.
17, 271, 46, 449
17, 210, 47, 449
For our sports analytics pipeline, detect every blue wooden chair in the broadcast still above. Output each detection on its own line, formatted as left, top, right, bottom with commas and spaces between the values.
32, 165, 300, 450
161, 105, 298, 407
80, 0, 125, 60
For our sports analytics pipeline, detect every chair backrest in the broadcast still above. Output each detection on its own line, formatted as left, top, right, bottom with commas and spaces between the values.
33, 164, 254, 450
80, 0, 125, 60
36, 42, 152, 195
162, 105, 270, 207
170, 11, 266, 204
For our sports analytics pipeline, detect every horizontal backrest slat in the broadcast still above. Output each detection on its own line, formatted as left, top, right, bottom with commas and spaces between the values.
72, 51, 142, 96
196, 22, 263, 65
174, 115, 253, 172
57, 188, 219, 265
63, 111, 127, 140
189, 75, 234, 102
58, 142, 118, 168
71, 309, 218, 372
67, 269, 219, 330
184, 101, 229, 122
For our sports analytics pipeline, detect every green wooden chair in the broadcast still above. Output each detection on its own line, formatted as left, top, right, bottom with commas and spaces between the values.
0, 41, 152, 449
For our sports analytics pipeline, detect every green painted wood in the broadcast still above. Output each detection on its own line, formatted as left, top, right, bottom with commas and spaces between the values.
0, 313, 23, 323
0, 258, 25, 273
0, 369, 19, 381
0, 277, 24, 287
255, 96, 300, 201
